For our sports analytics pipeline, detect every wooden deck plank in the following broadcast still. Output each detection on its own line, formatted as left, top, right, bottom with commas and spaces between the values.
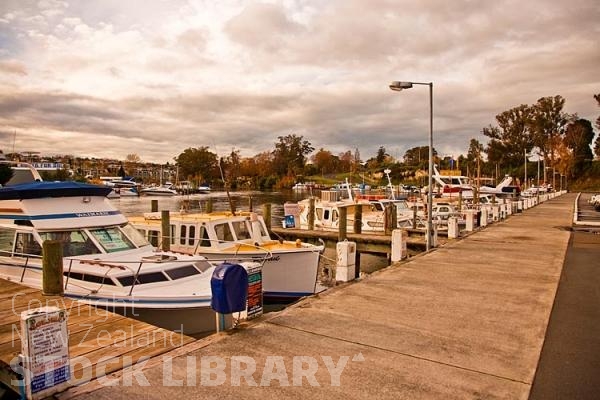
0, 278, 196, 395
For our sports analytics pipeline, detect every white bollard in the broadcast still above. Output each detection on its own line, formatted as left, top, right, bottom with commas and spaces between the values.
336, 240, 356, 282
391, 229, 408, 262
481, 207, 488, 227
492, 205, 500, 221
464, 210, 475, 231
517, 200, 523, 212
447, 217, 459, 239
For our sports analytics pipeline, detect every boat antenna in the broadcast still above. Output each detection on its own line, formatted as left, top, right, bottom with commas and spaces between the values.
218, 156, 236, 215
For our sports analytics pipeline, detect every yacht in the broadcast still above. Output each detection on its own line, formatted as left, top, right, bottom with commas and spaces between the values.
0, 179, 230, 334
140, 183, 177, 196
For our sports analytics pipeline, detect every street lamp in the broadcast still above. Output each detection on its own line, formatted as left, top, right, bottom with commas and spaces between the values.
389, 80, 434, 251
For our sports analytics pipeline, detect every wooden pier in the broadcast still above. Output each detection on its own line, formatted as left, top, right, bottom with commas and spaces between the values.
0, 278, 195, 396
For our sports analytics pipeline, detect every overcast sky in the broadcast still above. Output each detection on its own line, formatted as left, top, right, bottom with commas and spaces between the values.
0, 0, 598, 164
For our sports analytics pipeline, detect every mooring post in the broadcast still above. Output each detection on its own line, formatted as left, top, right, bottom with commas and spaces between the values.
248, 195, 253, 212
308, 197, 315, 230
353, 205, 362, 234
42, 240, 64, 296
412, 204, 417, 229
205, 198, 213, 213
262, 203, 271, 231
151, 199, 158, 212
161, 210, 171, 251
384, 204, 394, 235
338, 206, 347, 241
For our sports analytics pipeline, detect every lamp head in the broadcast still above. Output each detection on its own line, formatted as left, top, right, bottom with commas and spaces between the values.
389, 81, 413, 91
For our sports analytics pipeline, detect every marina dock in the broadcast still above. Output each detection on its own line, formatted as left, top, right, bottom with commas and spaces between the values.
0, 279, 195, 396
59, 193, 581, 399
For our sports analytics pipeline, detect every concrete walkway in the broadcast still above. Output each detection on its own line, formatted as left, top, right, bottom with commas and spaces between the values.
62, 194, 575, 400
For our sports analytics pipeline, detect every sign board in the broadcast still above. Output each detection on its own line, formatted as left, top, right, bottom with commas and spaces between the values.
20, 306, 70, 399
245, 263, 263, 319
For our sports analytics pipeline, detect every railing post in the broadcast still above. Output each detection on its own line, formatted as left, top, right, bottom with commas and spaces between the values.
42, 240, 63, 296
161, 210, 171, 251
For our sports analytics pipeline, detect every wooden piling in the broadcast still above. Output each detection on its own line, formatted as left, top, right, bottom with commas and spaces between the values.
206, 198, 213, 213
308, 197, 315, 231
384, 204, 394, 235
42, 240, 63, 296
338, 207, 348, 241
262, 203, 271, 231
248, 195, 253, 212
161, 210, 171, 251
353, 205, 362, 234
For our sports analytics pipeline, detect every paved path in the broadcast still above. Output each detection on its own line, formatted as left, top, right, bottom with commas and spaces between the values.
61, 194, 575, 400
529, 193, 600, 400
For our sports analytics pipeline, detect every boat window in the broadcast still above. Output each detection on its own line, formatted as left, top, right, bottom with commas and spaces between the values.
188, 225, 196, 246
38, 230, 100, 257
321, 209, 329, 220
117, 271, 168, 286
63, 271, 116, 286
232, 221, 251, 240
180, 225, 187, 245
332, 210, 338, 223
0, 228, 15, 256
120, 223, 151, 248
89, 227, 136, 253
215, 223, 234, 243
199, 226, 211, 247
14, 232, 42, 257
170, 225, 176, 245
165, 265, 200, 280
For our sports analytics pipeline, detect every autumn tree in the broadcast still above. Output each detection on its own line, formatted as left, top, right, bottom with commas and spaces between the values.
563, 119, 594, 177
530, 96, 572, 178
312, 148, 337, 175
483, 104, 535, 173
175, 147, 218, 184
271, 134, 314, 177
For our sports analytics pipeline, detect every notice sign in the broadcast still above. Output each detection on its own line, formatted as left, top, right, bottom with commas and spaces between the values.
20, 306, 70, 399
246, 263, 263, 319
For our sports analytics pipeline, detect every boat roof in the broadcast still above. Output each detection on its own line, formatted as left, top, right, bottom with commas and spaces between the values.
0, 181, 112, 200
132, 211, 259, 224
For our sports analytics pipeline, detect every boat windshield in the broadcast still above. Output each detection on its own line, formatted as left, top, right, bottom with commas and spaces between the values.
38, 230, 101, 257
89, 227, 136, 253
120, 223, 151, 248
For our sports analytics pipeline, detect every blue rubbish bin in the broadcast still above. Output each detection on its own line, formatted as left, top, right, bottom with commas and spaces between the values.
210, 263, 248, 314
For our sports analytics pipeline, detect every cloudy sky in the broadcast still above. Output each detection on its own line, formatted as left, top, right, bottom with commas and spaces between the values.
0, 0, 598, 164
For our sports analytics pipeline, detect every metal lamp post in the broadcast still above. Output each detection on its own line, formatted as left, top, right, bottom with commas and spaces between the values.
389, 80, 434, 251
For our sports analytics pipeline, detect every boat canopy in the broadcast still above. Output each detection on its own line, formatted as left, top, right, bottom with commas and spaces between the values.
0, 181, 112, 200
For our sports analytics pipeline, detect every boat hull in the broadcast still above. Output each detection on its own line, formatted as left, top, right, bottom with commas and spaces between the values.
199, 249, 320, 300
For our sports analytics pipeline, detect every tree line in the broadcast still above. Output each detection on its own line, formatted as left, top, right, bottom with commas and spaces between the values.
173, 93, 599, 190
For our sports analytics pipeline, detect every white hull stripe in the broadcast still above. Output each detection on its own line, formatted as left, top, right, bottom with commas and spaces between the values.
0, 210, 122, 221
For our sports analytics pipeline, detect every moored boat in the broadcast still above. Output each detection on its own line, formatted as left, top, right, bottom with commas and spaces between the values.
0, 180, 230, 335
129, 211, 325, 301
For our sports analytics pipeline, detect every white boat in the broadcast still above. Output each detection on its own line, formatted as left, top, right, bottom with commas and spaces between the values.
0, 180, 228, 335
197, 184, 211, 194
140, 183, 177, 196
129, 211, 324, 301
